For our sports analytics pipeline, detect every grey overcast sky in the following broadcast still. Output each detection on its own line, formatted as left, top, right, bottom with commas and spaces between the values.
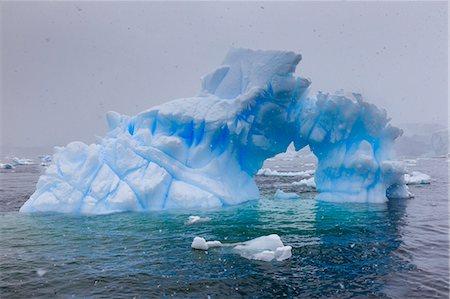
1, 1, 448, 149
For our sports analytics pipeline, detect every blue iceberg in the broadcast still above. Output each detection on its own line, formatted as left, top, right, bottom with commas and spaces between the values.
20, 48, 409, 214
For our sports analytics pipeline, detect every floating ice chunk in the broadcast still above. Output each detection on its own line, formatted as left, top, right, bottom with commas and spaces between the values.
191, 237, 222, 250
292, 177, 316, 191
274, 246, 293, 261
186, 215, 212, 224
12, 157, 34, 165
274, 189, 300, 199
234, 234, 284, 252
233, 234, 291, 262
191, 237, 209, 250
191, 234, 291, 262
404, 171, 431, 185
0, 163, 14, 169
257, 168, 314, 178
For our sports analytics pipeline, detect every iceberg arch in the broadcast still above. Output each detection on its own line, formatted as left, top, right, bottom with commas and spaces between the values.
20, 48, 408, 214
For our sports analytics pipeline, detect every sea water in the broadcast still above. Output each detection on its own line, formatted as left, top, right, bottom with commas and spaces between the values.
0, 157, 448, 298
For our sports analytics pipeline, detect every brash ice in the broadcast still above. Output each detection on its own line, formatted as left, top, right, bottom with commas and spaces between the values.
20, 49, 410, 214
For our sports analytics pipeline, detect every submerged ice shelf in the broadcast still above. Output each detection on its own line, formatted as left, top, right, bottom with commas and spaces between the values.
20, 48, 409, 214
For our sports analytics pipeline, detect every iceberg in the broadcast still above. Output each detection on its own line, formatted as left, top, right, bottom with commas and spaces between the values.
233, 234, 292, 262
20, 48, 407, 214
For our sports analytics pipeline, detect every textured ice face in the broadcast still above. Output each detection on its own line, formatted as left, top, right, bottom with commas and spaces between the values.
20, 48, 408, 214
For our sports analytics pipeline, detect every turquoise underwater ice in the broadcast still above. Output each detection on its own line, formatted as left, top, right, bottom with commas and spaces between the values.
20, 48, 410, 214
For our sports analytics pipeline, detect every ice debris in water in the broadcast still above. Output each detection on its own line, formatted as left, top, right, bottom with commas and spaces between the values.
404, 171, 431, 185
292, 177, 316, 191
20, 48, 408, 214
186, 215, 211, 224
274, 189, 300, 199
233, 234, 292, 262
191, 234, 292, 262
191, 237, 222, 250
0, 163, 14, 169
12, 157, 34, 165
257, 168, 314, 178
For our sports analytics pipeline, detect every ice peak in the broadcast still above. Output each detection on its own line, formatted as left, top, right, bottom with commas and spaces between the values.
201, 48, 302, 99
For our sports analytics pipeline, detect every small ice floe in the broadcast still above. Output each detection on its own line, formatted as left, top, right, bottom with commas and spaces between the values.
404, 171, 431, 185
274, 189, 300, 200
12, 157, 35, 165
292, 177, 316, 191
186, 215, 211, 225
257, 168, 314, 178
191, 234, 292, 262
0, 163, 14, 169
191, 237, 222, 250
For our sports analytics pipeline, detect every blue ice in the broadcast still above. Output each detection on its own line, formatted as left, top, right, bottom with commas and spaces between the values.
20, 48, 410, 214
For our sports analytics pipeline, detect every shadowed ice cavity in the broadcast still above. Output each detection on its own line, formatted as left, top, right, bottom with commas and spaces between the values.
20, 48, 409, 214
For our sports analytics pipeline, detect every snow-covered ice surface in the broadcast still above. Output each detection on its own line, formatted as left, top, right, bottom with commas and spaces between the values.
20, 48, 407, 214
191, 237, 223, 250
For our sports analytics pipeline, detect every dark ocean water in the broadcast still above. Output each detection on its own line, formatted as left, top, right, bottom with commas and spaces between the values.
0, 157, 448, 298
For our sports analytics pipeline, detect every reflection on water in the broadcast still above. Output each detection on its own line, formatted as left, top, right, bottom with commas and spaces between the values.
0, 158, 448, 298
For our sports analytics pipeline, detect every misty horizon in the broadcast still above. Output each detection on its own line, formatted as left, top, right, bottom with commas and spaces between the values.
1, 1, 448, 152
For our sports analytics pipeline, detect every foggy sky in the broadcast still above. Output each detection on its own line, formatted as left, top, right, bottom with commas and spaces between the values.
1, 1, 448, 150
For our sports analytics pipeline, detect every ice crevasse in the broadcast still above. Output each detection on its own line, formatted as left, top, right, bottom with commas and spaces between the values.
20, 48, 410, 214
